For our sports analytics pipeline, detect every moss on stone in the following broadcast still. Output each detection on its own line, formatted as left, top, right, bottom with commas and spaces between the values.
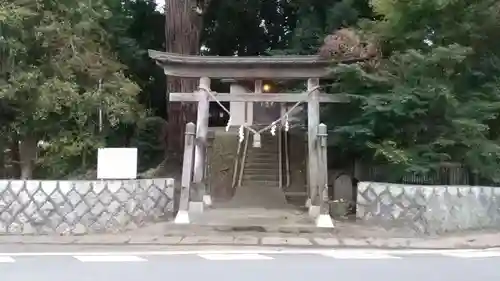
208, 129, 239, 201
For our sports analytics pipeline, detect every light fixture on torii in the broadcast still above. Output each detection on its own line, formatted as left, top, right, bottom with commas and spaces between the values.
262, 83, 271, 92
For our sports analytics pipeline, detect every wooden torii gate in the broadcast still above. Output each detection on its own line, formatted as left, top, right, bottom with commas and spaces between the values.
149, 51, 350, 227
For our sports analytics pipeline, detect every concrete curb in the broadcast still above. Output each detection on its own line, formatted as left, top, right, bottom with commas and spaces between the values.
0, 235, 498, 250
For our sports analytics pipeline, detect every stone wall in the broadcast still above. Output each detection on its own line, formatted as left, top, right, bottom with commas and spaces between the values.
0, 178, 174, 235
209, 128, 239, 201
356, 181, 500, 235
284, 131, 307, 198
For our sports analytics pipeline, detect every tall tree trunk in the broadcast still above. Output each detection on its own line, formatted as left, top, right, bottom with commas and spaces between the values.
0, 138, 5, 178
164, 0, 210, 160
18, 135, 37, 180
9, 135, 21, 178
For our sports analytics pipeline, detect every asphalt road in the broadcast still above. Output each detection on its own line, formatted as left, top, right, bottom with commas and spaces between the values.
1, 248, 499, 281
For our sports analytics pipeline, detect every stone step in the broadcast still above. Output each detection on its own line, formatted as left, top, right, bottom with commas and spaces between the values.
247, 150, 278, 154
217, 182, 288, 208
245, 157, 278, 163
169, 207, 333, 234
243, 173, 279, 179
243, 174, 280, 181
246, 155, 278, 160
244, 162, 279, 169
245, 157, 279, 163
244, 168, 281, 175
247, 150, 278, 155
247, 148, 278, 155
241, 180, 280, 187
246, 159, 279, 165
248, 147, 278, 152
246, 153, 278, 159
241, 133, 281, 188
250, 145, 277, 150
244, 167, 280, 172
165, 223, 332, 234
249, 142, 278, 146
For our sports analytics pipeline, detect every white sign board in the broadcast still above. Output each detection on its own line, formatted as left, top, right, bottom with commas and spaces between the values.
97, 148, 138, 179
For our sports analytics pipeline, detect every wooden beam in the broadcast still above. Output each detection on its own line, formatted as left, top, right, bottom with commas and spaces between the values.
149, 50, 372, 79
307, 78, 320, 214
192, 77, 210, 208
169, 92, 348, 103
255, 80, 263, 93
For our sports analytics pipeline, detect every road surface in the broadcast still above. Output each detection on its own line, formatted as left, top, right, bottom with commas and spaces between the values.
1, 248, 499, 281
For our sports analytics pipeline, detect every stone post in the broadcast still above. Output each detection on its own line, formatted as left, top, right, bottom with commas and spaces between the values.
175, 122, 196, 224
316, 123, 334, 228
172, 178, 180, 216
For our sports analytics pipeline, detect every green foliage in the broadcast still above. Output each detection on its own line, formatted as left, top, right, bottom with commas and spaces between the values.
272, 0, 373, 55
4, 0, 499, 184
328, 0, 500, 182
36, 131, 104, 179
0, 0, 144, 178
104, 0, 166, 115
202, 0, 295, 56
130, 116, 167, 172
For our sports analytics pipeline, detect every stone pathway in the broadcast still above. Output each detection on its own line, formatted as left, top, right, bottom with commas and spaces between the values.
0, 204, 497, 249
0, 231, 498, 249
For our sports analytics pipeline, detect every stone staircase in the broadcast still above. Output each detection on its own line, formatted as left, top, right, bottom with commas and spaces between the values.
242, 132, 280, 188
214, 131, 288, 209
227, 132, 287, 208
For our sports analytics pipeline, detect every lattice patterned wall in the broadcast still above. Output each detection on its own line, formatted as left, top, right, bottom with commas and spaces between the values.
0, 178, 174, 235
356, 181, 500, 234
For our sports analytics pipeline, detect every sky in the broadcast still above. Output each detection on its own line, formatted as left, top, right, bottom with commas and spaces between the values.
155, 0, 165, 11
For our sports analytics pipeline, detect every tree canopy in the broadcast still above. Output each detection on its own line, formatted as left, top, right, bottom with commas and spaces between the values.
2, 0, 500, 184
0, 0, 144, 178
329, 0, 500, 182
